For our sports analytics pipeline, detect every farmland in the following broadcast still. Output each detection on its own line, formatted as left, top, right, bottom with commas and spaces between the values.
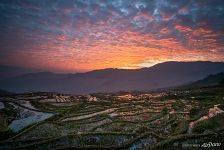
0, 86, 224, 149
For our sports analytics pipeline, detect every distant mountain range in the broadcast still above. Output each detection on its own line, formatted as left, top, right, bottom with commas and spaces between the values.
0, 65, 41, 80
0, 61, 224, 94
0, 89, 13, 96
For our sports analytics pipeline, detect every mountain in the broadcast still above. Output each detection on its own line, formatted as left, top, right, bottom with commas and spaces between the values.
180, 72, 224, 88
0, 61, 224, 94
0, 65, 41, 80
0, 89, 13, 96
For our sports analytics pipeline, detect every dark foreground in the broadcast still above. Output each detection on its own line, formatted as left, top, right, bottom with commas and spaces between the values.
0, 86, 224, 149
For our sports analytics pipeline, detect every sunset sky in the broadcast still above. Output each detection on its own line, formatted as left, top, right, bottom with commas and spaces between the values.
0, 0, 224, 72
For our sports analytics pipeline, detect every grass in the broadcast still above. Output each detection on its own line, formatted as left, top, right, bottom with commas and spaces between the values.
0, 102, 17, 140
173, 119, 189, 135
193, 120, 217, 133
192, 114, 224, 134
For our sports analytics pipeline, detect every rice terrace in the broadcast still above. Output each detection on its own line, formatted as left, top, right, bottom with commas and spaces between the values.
0, 85, 224, 149
0, 0, 224, 149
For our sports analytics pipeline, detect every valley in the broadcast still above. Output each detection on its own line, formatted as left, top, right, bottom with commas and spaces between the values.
0, 86, 223, 149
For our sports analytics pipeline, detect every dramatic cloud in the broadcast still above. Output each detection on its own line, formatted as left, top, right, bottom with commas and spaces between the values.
0, 0, 224, 72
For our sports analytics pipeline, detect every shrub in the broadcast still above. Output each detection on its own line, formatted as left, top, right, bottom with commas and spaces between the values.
193, 120, 217, 133
189, 107, 200, 118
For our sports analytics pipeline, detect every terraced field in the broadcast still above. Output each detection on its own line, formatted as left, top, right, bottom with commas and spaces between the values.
0, 87, 224, 149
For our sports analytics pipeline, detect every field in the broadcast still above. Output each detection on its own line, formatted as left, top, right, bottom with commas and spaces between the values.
0, 86, 224, 149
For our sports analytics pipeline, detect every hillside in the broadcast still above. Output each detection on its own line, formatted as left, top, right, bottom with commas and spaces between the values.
0, 61, 224, 94
180, 72, 224, 89
0, 65, 42, 80
0, 89, 12, 96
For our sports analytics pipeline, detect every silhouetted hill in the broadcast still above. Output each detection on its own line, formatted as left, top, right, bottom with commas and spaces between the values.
0, 65, 41, 80
0, 89, 13, 96
180, 72, 224, 88
0, 61, 224, 94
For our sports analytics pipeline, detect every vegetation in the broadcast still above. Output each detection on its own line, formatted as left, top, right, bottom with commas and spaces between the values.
193, 120, 218, 133
189, 107, 201, 118
0, 86, 223, 149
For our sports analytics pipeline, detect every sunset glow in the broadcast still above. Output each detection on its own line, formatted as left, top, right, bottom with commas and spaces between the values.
0, 0, 224, 72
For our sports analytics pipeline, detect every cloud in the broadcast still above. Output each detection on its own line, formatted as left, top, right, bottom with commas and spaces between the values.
0, 0, 223, 71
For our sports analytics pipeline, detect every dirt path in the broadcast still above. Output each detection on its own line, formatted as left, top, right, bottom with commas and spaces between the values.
62, 108, 117, 121
188, 104, 224, 134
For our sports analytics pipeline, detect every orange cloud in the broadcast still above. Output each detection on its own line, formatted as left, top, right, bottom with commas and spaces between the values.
3, 19, 223, 72
175, 24, 192, 32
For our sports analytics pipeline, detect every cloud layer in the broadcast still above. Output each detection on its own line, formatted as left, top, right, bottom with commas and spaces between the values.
0, 0, 224, 72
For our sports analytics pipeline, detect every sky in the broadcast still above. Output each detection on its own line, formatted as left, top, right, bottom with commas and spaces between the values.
0, 0, 224, 73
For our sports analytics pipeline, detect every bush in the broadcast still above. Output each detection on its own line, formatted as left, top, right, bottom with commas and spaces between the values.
193, 120, 217, 133
189, 107, 200, 118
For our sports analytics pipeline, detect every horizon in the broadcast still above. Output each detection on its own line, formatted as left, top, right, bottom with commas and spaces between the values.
0, 0, 224, 73
1, 60, 224, 74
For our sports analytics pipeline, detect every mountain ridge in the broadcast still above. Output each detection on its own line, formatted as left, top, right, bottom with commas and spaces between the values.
180, 72, 224, 89
0, 61, 224, 94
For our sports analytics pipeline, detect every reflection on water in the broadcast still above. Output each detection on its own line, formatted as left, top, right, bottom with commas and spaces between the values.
9, 103, 54, 132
